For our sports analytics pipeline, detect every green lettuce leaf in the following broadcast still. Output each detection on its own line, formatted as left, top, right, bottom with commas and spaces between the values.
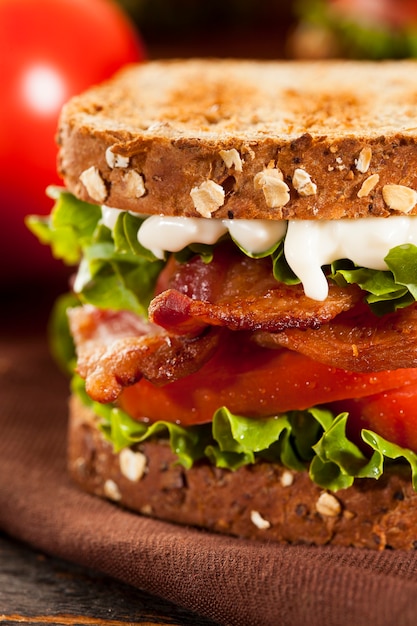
28, 190, 417, 316
324, 245, 417, 314
311, 412, 417, 490
174, 243, 214, 264
272, 240, 300, 285
73, 219, 164, 316
385, 244, 417, 300
113, 211, 161, 261
27, 192, 417, 493
27, 189, 164, 317
47, 292, 78, 375
73, 378, 417, 491
232, 235, 281, 260
330, 255, 416, 314
26, 189, 101, 265
71, 375, 209, 469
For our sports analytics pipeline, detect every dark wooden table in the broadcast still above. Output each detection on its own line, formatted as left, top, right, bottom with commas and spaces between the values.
0, 532, 220, 625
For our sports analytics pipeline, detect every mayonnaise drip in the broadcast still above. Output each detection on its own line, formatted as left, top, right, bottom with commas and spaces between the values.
285, 217, 417, 300
101, 207, 417, 302
101, 205, 124, 230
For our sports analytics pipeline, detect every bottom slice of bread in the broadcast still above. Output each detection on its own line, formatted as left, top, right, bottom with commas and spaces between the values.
68, 395, 417, 550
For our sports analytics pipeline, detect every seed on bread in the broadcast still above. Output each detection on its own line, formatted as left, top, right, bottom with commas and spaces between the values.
79, 166, 108, 203
333, 156, 346, 172
355, 147, 372, 173
382, 184, 417, 213
280, 470, 294, 487
60, 60, 417, 220
190, 180, 225, 217
316, 492, 341, 517
219, 148, 243, 172
69, 395, 417, 549
254, 166, 290, 209
357, 173, 379, 198
292, 168, 317, 197
105, 145, 130, 169
119, 448, 147, 482
250, 510, 271, 530
103, 479, 122, 502
123, 170, 146, 199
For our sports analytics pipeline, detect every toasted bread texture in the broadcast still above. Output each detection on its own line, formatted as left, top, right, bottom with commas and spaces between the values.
58, 58, 417, 220
68, 395, 417, 550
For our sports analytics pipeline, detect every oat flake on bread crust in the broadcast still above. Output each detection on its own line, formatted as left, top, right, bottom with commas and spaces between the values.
58, 58, 417, 220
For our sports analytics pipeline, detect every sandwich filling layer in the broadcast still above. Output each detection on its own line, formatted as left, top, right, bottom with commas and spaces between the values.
130, 212, 417, 301
27, 189, 417, 492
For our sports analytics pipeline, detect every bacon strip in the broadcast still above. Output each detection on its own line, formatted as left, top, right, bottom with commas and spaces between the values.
150, 244, 417, 372
252, 302, 417, 372
149, 244, 362, 334
69, 242, 417, 408
68, 305, 220, 403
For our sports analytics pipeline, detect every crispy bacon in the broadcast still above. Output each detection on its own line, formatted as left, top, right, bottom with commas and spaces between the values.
149, 244, 417, 372
69, 244, 417, 407
68, 305, 220, 403
253, 302, 417, 372
149, 244, 362, 333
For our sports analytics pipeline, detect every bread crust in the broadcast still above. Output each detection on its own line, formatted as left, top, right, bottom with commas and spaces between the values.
68, 395, 417, 550
58, 59, 417, 220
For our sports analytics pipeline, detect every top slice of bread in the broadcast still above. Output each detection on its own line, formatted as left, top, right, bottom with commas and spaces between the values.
58, 58, 417, 220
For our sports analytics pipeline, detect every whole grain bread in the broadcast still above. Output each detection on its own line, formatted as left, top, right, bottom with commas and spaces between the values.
58, 58, 417, 220
68, 395, 417, 550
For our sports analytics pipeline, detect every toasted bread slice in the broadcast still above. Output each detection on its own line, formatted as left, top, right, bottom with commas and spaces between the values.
58, 58, 417, 220
68, 394, 417, 550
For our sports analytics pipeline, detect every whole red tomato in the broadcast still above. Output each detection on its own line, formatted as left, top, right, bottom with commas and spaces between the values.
330, 0, 417, 28
0, 0, 145, 285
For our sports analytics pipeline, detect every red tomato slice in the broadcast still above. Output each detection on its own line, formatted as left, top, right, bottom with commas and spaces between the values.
329, 384, 417, 453
118, 333, 417, 427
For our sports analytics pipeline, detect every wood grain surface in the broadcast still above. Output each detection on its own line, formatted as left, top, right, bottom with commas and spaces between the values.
0, 532, 220, 625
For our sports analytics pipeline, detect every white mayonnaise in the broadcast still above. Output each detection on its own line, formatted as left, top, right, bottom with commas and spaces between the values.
225, 219, 287, 254
102, 207, 417, 301
137, 215, 228, 259
285, 217, 417, 300
137, 215, 287, 259
73, 257, 91, 294
101, 205, 124, 230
